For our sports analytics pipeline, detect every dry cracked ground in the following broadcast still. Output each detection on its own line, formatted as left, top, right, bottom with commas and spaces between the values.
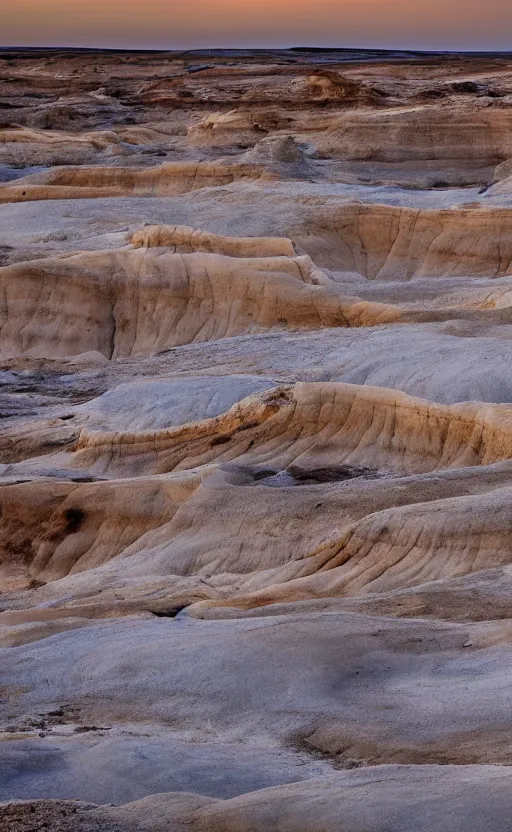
4, 46, 512, 831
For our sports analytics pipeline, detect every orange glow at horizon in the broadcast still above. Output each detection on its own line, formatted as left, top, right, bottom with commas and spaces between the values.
3, 0, 512, 50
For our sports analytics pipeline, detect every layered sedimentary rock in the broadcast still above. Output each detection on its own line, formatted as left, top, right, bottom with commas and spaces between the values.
301, 203, 512, 276
3, 47, 512, 832
0, 161, 279, 202
0, 247, 399, 359
316, 105, 512, 162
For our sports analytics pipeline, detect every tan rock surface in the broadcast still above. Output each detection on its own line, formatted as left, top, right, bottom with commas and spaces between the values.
3, 46, 512, 830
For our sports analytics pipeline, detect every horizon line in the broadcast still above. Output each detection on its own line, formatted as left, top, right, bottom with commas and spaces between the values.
3, 44, 512, 54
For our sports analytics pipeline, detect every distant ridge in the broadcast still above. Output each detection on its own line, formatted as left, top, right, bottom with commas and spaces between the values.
1, 46, 512, 64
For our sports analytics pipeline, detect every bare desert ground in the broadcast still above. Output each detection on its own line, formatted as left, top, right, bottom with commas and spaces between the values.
3, 46, 512, 830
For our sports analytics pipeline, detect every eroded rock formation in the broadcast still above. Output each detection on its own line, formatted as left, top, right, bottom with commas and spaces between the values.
2, 46, 512, 832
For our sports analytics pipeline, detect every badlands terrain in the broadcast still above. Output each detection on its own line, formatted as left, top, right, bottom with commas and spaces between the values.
3, 46, 512, 830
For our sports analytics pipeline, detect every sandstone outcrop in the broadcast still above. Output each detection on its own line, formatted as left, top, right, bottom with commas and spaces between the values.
3, 47, 512, 831
298, 202, 512, 275
315, 105, 512, 162
0, 161, 279, 202
187, 108, 295, 148
0, 246, 399, 359
303, 70, 385, 104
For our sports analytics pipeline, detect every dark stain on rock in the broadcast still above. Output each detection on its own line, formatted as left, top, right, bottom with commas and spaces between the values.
63, 507, 86, 533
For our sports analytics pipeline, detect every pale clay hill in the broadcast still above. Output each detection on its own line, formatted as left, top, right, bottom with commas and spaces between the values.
3, 48, 512, 832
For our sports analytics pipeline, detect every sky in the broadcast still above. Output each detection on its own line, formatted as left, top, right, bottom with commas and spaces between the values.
3, 0, 512, 51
